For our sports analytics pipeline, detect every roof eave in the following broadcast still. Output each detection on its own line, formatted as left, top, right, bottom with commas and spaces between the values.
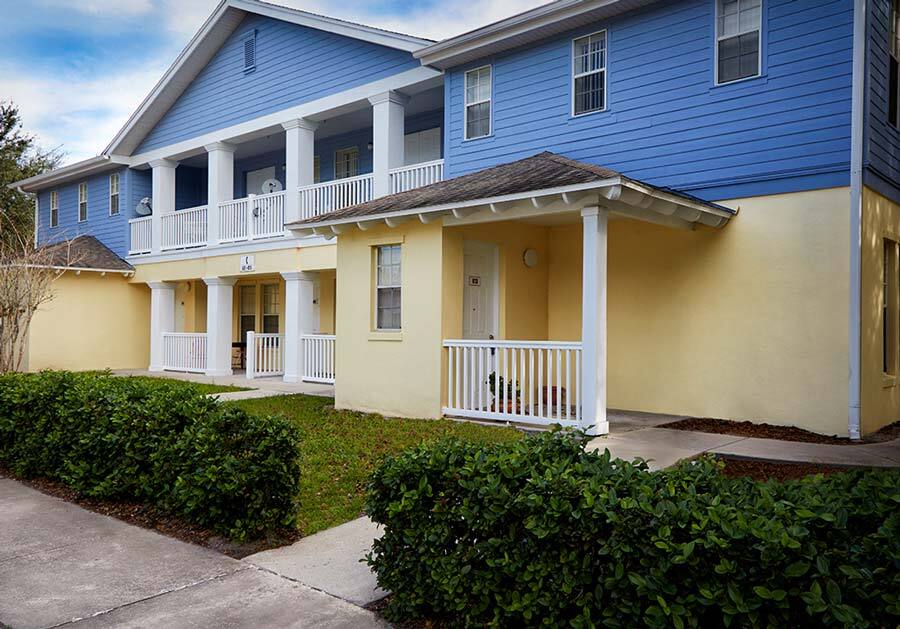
7, 156, 127, 193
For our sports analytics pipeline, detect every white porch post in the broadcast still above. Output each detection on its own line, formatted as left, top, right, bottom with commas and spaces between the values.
368, 91, 408, 198
205, 142, 235, 246
204, 277, 237, 377
581, 206, 609, 436
283, 119, 318, 224
149, 159, 177, 254
282, 271, 317, 383
148, 281, 176, 372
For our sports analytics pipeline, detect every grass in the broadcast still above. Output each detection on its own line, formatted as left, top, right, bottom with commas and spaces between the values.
231, 394, 523, 536
116, 375, 251, 395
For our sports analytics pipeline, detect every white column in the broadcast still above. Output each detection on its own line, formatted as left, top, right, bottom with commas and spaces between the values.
282, 119, 318, 224
368, 91, 408, 198
282, 271, 317, 383
580, 206, 609, 436
205, 142, 235, 246
150, 159, 177, 254
148, 281, 176, 372
204, 277, 237, 377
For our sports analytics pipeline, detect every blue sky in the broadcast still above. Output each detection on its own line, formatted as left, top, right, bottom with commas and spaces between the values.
0, 0, 544, 164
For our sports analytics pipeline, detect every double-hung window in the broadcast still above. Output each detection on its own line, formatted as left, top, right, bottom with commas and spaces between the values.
50, 191, 59, 228
889, 0, 899, 128
334, 147, 358, 180
573, 31, 607, 116
262, 284, 280, 334
375, 244, 401, 330
884, 239, 899, 377
109, 173, 120, 215
716, 0, 761, 84
77, 182, 88, 222
464, 66, 492, 140
239, 285, 257, 341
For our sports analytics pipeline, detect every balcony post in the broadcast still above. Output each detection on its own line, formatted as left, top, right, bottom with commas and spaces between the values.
368, 91, 409, 198
283, 119, 318, 225
281, 271, 317, 383
149, 159, 177, 254
148, 281, 176, 371
204, 277, 237, 377
580, 206, 609, 436
205, 142, 235, 247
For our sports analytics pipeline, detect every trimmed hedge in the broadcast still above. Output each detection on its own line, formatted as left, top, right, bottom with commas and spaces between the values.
366, 431, 900, 628
0, 371, 301, 540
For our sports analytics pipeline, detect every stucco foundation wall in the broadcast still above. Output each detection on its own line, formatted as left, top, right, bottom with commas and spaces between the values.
546, 188, 851, 436
27, 273, 150, 371
860, 186, 900, 435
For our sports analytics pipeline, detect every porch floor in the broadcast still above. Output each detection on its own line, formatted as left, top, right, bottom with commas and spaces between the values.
111, 370, 335, 399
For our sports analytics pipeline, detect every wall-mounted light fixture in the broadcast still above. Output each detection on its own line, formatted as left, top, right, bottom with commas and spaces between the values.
523, 248, 539, 268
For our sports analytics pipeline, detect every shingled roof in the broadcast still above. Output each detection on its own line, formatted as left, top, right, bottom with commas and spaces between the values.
40, 236, 133, 273
286, 152, 734, 229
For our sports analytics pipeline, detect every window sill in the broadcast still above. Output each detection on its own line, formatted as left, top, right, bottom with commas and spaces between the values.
710, 74, 767, 92
462, 133, 493, 143
883, 374, 897, 389
369, 331, 402, 342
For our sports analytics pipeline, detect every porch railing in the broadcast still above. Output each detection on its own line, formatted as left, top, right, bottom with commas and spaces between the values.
218, 190, 285, 244
389, 159, 444, 194
163, 333, 207, 373
298, 174, 374, 220
128, 216, 152, 255
246, 332, 284, 378
302, 334, 335, 384
443, 339, 582, 428
161, 205, 208, 251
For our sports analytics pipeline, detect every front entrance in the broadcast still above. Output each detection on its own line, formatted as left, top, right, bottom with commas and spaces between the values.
462, 240, 498, 340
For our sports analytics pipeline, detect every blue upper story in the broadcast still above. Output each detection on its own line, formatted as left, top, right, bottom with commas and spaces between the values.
443, 0, 857, 202
864, 0, 900, 201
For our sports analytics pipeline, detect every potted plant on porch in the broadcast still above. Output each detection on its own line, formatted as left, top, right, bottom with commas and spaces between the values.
487, 372, 521, 414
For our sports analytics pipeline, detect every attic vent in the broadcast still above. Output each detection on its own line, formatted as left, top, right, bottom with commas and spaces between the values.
242, 31, 256, 73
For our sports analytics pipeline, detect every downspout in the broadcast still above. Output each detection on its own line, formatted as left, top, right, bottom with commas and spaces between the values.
848, 0, 866, 440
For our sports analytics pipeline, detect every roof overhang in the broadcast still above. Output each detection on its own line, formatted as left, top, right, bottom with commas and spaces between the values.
8, 156, 128, 193
288, 176, 736, 239
415, 0, 659, 70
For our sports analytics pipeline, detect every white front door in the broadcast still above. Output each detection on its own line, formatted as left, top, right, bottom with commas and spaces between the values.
463, 241, 498, 340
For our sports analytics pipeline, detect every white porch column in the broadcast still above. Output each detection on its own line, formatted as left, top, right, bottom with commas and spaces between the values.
150, 159, 177, 255
282, 271, 317, 383
283, 119, 318, 224
204, 277, 237, 377
581, 206, 609, 436
148, 281, 176, 372
368, 91, 408, 198
205, 142, 235, 246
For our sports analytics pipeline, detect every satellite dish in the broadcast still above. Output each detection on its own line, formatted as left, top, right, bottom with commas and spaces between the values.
134, 197, 152, 216
260, 178, 283, 194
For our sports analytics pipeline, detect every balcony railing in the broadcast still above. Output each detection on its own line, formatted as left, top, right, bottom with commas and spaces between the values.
389, 159, 444, 194
161, 205, 207, 251
129, 216, 152, 255
298, 173, 374, 220
302, 334, 335, 384
218, 190, 285, 244
163, 333, 207, 373
246, 332, 284, 378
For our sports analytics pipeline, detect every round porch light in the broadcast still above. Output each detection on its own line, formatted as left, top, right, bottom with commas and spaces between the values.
523, 248, 539, 268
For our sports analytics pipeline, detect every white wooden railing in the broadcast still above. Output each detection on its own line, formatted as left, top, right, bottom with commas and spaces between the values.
302, 334, 335, 384
128, 216, 152, 255
443, 339, 582, 427
246, 332, 284, 378
161, 205, 207, 251
389, 159, 444, 194
162, 333, 207, 373
298, 174, 374, 220
218, 190, 285, 244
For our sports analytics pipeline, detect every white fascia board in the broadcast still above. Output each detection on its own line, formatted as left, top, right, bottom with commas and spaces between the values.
9, 155, 130, 193
619, 177, 736, 218
15, 264, 133, 276
119, 65, 442, 166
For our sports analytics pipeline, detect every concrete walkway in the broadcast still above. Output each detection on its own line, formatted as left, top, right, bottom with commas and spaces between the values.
112, 369, 335, 401
0, 476, 385, 629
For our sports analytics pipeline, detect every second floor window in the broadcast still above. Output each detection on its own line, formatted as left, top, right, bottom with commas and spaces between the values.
78, 183, 88, 222
464, 66, 492, 140
890, 0, 899, 128
109, 173, 120, 215
50, 190, 58, 227
335, 147, 359, 180
573, 31, 607, 116
716, 0, 761, 85
375, 244, 401, 330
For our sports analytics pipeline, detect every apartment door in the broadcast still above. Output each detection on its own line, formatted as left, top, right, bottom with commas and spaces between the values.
463, 241, 499, 409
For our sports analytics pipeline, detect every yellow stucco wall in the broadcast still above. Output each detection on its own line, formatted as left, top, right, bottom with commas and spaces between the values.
28, 272, 150, 371
860, 186, 900, 435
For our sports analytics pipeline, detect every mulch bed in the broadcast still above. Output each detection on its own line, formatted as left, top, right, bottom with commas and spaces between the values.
716, 456, 861, 482
661, 418, 900, 445
0, 464, 300, 559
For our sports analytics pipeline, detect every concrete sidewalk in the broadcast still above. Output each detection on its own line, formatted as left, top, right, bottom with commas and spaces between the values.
0, 476, 385, 629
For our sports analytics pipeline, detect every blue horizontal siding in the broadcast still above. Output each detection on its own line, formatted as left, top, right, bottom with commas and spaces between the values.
443, 0, 854, 201
136, 14, 419, 154
864, 0, 900, 202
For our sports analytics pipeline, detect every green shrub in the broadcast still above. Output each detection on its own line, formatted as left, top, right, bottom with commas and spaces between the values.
0, 371, 301, 539
366, 431, 900, 628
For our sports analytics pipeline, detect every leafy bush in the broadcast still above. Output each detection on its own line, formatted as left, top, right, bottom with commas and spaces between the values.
0, 371, 301, 539
366, 431, 900, 627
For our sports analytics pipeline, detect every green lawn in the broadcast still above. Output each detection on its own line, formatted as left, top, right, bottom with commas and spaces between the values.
116, 375, 251, 395
232, 394, 523, 535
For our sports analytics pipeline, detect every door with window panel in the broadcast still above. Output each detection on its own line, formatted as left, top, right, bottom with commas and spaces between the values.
262, 284, 281, 334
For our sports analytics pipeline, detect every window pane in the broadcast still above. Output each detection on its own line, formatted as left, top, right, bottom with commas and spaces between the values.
263, 284, 279, 314
718, 32, 759, 83
240, 314, 255, 339
240, 286, 256, 315
466, 102, 490, 138
110, 194, 119, 215
575, 72, 604, 115
890, 56, 899, 128
263, 314, 279, 334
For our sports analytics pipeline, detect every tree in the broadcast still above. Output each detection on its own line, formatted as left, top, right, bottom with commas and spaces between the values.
0, 101, 63, 247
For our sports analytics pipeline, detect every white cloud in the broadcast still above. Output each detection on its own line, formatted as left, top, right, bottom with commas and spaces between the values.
37, 0, 154, 16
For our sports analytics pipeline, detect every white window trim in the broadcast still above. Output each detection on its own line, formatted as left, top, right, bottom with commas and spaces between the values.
109, 173, 120, 216
77, 182, 88, 223
464, 65, 492, 141
571, 30, 609, 118
714, 0, 763, 86
334, 146, 359, 180
50, 190, 59, 228
374, 244, 401, 331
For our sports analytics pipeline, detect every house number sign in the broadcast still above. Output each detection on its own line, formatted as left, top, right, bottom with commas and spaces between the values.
240, 255, 255, 273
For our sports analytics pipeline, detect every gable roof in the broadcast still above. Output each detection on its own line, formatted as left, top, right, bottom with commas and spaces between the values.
105, 0, 434, 157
